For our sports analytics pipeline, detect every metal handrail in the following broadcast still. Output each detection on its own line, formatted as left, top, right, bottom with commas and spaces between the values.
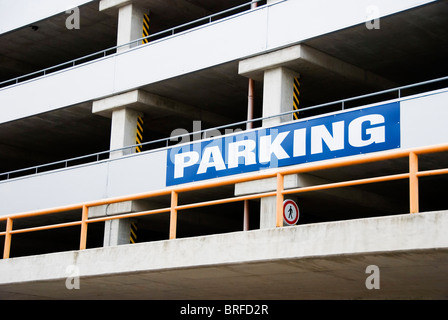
2, 143, 448, 259
0, 0, 266, 88
0, 74, 447, 181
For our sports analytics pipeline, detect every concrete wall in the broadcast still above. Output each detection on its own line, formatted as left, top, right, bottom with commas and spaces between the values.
400, 88, 448, 149
1, 88, 447, 217
0, 0, 434, 124
0, 149, 166, 216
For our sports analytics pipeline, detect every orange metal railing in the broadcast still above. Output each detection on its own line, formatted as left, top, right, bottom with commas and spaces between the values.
1, 143, 448, 259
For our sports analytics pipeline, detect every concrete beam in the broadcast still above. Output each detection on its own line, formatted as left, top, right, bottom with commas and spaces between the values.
90, 199, 156, 246
100, 0, 134, 12
239, 44, 396, 89
92, 89, 233, 125
89, 199, 152, 218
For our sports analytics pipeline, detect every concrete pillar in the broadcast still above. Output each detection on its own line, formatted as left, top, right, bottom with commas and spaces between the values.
262, 67, 300, 128
90, 201, 147, 247
259, 67, 299, 227
104, 219, 132, 246
116, 3, 145, 52
260, 197, 277, 229
96, 1, 146, 246
109, 107, 142, 158
102, 107, 141, 245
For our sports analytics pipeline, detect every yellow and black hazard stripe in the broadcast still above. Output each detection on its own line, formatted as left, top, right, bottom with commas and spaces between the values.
142, 13, 150, 44
136, 115, 144, 153
293, 77, 300, 120
130, 222, 138, 244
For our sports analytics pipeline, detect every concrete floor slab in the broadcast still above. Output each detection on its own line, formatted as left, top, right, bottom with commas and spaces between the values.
0, 210, 447, 299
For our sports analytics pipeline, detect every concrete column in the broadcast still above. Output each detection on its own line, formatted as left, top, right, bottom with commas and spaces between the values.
104, 219, 132, 246
105, 109, 137, 246
116, 3, 145, 52
260, 197, 277, 229
90, 201, 147, 247
100, 106, 142, 246
262, 67, 300, 128
97, 1, 146, 246
109, 107, 142, 158
259, 67, 299, 227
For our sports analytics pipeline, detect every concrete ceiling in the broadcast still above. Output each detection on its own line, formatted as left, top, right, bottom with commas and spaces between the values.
0, 0, 447, 174
0, 0, 249, 82
305, 0, 448, 86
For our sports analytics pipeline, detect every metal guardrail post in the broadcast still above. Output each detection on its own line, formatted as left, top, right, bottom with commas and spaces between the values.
170, 191, 178, 239
79, 205, 89, 250
409, 152, 419, 214
276, 173, 284, 227
3, 217, 13, 259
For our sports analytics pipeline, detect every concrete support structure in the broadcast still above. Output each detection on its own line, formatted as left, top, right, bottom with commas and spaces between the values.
99, 0, 148, 52
104, 218, 132, 246
91, 84, 235, 244
262, 67, 300, 127
116, 3, 145, 52
237, 44, 396, 228
93, 102, 142, 244
92, 91, 143, 245
96, 0, 150, 158
239, 49, 302, 228
93, 0, 149, 245
109, 107, 142, 158
258, 67, 299, 227
89, 201, 145, 246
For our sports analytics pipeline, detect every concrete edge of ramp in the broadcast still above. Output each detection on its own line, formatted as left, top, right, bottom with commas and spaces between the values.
1, 210, 447, 285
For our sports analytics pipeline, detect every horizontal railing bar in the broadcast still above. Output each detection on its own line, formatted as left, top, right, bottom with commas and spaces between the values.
279, 143, 448, 177
282, 173, 410, 195
86, 207, 171, 224
176, 191, 277, 211
280, 75, 448, 117
86, 189, 173, 208
0, 204, 84, 222
417, 168, 448, 177
9, 221, 83, 235
413, 143, 448, 155
135, 0, 266, 46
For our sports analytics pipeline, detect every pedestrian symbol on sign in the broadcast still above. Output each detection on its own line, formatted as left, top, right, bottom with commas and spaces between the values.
283, 200, 299, 226
288, 205, 294, 219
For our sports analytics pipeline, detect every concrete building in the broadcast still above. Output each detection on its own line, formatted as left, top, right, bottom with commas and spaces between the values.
0, 0, 447, 300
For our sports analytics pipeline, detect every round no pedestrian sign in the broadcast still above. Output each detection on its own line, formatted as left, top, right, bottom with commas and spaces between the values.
283, 199, 299, 225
